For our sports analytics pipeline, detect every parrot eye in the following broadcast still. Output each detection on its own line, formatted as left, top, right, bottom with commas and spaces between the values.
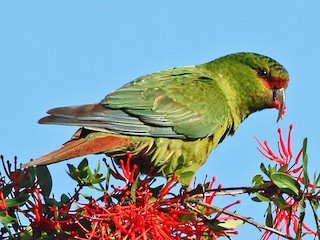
257, 68, 270, 80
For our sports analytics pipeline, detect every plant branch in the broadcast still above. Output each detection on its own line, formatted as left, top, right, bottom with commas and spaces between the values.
187, 185, 271, 199
185, 197, 294, 240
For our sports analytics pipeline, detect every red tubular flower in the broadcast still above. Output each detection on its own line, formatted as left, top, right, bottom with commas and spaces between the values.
256, 124, 304, 182
0, 191, 6, 211
0, 151, 240, 238
256, 125, 318, 239
41, 154, 240, 239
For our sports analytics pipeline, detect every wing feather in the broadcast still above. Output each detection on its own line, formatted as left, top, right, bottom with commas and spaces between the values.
40, 66, 230, 139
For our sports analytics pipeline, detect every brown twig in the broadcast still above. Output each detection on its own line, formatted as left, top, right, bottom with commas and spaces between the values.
187, 186, 268, 199
185, 197, 294, 240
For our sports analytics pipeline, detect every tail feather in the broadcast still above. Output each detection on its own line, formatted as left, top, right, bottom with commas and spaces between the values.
23, 135, 132, 167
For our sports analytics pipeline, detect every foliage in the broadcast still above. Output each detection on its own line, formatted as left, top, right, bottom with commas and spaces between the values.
0, 125, 319, 239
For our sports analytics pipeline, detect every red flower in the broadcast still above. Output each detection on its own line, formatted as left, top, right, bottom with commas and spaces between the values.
256, 125, 318, 239
44, 155, 240, 239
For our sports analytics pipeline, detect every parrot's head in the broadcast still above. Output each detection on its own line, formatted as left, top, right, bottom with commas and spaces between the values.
216, 52, 289, 122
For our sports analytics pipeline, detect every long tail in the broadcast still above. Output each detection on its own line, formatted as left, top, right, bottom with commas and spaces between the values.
23, 135, 132, 167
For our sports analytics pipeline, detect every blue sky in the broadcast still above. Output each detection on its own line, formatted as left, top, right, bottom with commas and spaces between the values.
0, 1, 319, 239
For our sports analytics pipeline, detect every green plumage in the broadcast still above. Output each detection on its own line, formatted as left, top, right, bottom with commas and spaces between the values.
26, 52, 289, 186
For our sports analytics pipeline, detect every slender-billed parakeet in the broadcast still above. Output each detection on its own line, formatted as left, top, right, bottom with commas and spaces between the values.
24, 52, 289, 186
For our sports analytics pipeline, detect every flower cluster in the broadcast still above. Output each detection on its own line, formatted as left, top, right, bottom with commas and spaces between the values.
0, 154, 240, 239
255, 125, 319, 239
55, 155, 240, 239
0, 124, 319, 239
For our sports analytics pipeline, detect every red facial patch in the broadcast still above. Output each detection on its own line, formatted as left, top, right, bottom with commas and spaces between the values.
270, 76, 289, 89
260, 76, 289, 91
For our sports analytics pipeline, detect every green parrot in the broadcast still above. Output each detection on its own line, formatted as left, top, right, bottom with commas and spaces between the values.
24, 52, 289, 186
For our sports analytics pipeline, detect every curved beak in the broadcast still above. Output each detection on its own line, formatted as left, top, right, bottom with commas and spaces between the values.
273, 88, 286, 122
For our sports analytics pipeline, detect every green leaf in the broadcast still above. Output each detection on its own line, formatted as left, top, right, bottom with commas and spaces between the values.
78, 158, 89, 172
60, 194, 70, 205
206, 218, 243, 233
295, 197, 306, 239
24, 167, 36, 188
268, 164, 277, 175
67, 164, 79, 182
81, 193, 92, 200
105, 162, 112, 191
94, 161, 101, 175
0, 211, 16, 230
4, 194, 29, 208
252, 193, 270, 202
36, 165, 52, 198
130, 173, 140, 202
1, 184, 12, 198
251, 196, 261, 202
68, 160, 106, 191
278, 164, 288, 173
302, 138, 310, 188
252, 174, 264, 186
45, 197, 61, 209
265, 203, 273, 227
178, 213, 197, 222
206, 219, 228, 232
78, 160, 89, 179
218, 219, 244, 229
312, 172, 320, 193
271, 194, 290, 210
309, 197, 320, 237
271, 172, 300, 196
260, 163, 268, 176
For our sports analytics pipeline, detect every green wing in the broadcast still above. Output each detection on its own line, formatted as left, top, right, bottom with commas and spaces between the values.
101, 66, 229, 139
40, 66, 230, 139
